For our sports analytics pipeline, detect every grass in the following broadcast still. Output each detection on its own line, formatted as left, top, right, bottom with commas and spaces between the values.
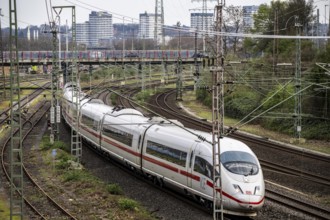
35, 135, 155, 219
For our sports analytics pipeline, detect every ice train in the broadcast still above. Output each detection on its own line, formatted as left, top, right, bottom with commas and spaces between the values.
61, 82, 265, 216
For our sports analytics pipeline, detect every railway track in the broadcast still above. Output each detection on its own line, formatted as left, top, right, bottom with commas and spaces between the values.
0, 75, 50, 91
259, 159, 330, 187
0, 82, 51, 125
0, 96, 77, 219
110, 86, 330, 219
266, 188, 330, 220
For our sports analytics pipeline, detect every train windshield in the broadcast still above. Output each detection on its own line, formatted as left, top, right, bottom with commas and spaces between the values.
221, 151, 259, 176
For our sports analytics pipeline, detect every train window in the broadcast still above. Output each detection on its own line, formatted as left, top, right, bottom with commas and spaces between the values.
146, 141, 187, 167
81, 114, 94, 126
221, 151, 259, 176
102, 125, 133, 147
81, 114, 99, 131
194, 156, 213, 179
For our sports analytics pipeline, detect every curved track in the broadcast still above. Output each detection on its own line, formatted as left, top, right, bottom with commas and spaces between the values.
110, 86, 330, 219
149, 88, 330, 219
0, 82, 51, 125
1, 98, 78, 219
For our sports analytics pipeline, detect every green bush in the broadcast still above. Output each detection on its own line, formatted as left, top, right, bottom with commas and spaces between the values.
39, 136, 52, 150
196, 89, 212, 107
106, 183, 123, 195
302, 119, 330, 140
63, 170, 86, 182
224, 87, 261, 119
55, 153, 72, 170
118, 198, 138, 210
135, 90, 152, 102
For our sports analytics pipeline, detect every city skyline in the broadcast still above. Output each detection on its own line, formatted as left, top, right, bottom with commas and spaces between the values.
1, 0, 275, 28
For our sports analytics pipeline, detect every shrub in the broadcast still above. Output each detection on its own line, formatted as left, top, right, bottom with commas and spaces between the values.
106, 183, 123, 195
63, 170, 85, 182
135, 90, 152, 102
118, 198, 138, 210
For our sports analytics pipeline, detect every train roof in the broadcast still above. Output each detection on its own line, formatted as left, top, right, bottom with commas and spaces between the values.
147, 124, 254, 155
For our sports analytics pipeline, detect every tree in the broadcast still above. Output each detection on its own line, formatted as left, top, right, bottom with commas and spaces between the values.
223, 5, 243, 55
246, 0, 316, 62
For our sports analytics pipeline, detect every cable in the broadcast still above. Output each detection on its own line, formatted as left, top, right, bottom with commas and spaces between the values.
233, 79, 293, 129
107, 87, 212, 145
44, 0, 51, 24
231, 83, 313, 133
75, 0, 139, 21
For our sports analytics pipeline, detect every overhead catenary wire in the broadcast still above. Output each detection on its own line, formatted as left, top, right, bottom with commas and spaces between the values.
232, 79, 293, 129
229, 84, 314, 134
107, 87, 212, 144
40, 0, 330, 40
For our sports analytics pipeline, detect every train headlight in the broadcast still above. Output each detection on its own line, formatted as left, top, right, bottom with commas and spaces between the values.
254, 186, 261, 195
233, 184, 243, 194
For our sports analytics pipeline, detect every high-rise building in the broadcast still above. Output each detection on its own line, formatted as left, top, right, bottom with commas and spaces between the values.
190, 12, 214, 35
76, 22, 89, 46
88, 11, 113, 46
138, 12, 161, 40
243, 5, 259, 32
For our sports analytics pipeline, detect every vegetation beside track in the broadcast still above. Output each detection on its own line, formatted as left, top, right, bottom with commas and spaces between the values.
36, 137, 155, 219
184, 90, 330, 154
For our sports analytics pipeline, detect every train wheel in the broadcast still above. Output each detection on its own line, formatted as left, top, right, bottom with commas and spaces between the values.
159, 178, 164, 188
152, 176, 158, 185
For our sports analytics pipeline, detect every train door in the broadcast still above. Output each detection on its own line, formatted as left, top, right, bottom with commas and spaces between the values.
187, 142, 199, 188
190, 143, 212, 196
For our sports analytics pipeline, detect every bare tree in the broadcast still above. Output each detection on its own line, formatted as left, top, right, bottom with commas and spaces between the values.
223, 5, 243, 55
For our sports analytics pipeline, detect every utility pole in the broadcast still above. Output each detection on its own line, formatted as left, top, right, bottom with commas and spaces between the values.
122, 17, 125, 70
294, 16, 302, 140
273, 6, 279, 74
317, 9, 320, 50
328, 0, 330, 36
176, 22, 183, 101
194, 31, 200, 90
191, 0, 216, 52
9, 0, 24, 219
0, 8, 5, 99
48, 17, 60, 144
139, 63, 144, 91
53, 6, 81, 162
154, 0, 164, 48
210, 1, 224, 219
131, 18, 134, 50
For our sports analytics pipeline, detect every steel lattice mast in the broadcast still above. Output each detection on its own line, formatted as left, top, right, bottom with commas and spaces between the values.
154, 0, 164, 48
49, 18, 60, 144
211, 1, 224, 219
0, 8, 5, 99
53, 6, 81, 162
191, 0, 216, 52
9, 0, 24, 219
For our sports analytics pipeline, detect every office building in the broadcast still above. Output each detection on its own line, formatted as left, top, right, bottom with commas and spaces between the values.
190, 12, 214, 35
76, 22, 89, 46
88, 11, 113, 46
138, 12, 161, 40
243, 5, 259, 32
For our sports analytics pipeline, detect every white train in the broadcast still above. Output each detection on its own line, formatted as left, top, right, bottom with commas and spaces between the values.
62, 82, 265, 216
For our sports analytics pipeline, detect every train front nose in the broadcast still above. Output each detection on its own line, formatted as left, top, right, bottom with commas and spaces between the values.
236, 194, 264, 210
228, 184, 265, 212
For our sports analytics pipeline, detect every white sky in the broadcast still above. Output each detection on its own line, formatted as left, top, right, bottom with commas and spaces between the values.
0, 0, 329, 28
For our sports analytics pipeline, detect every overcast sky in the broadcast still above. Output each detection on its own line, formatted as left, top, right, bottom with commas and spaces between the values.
0, 0, 329, 28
